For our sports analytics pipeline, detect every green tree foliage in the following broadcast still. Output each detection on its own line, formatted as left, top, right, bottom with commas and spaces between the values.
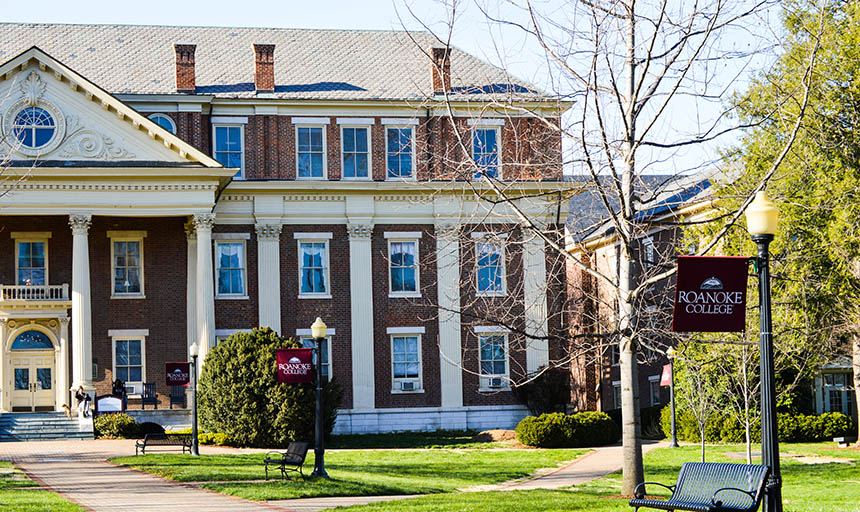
685, 1, 859, 440
198, 327, 343, 448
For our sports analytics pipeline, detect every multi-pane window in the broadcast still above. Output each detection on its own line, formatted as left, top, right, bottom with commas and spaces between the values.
299, 241, 329, 295
472, 128, 499, 178
115, 339, 143, 383
342, 127, 369, 178
148, 113, 176, 134
214, 125, 243, 177
392, 335, 421, 386
215, 242, 246, 296
476, 241, 504, 294
113, 240, 142, 295
16, 241, 46, 285
642, 237, 655, 270
301, 337, 331, 382
297, 126, 325, 178
386, 127, 413, 178
613, 382, 622, 409
13, 107, 56, 149
823, 372, 854, 415
479, 334, 507, 388
649, 376, 661, 406
389, 241, 418, 294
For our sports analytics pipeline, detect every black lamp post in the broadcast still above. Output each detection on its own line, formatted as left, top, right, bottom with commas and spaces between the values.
746, 190, 781, 512
189, 341, 200, 457
310, 317, 329, 478
666, 347, 679, 448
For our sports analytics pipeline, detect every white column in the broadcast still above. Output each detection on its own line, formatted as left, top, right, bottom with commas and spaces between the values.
523, 227, 549, 373
69, 214, 93, 392
185, 222, 198, 359
0, 319, 6, 411
348, 223, 375, 409
57, 316, 70, 408
255, 223, 282, 332
193, 213, 216, 372
435, 223, 463, 408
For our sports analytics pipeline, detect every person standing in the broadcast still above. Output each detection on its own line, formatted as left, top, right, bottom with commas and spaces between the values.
75, 386, 92, 418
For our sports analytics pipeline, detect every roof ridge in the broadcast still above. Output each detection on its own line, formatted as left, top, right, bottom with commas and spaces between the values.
0, 21, 426, 34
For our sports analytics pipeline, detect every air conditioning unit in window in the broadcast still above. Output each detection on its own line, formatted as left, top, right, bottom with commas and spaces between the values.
488, 377, 504, 389
400, 381, 416, 391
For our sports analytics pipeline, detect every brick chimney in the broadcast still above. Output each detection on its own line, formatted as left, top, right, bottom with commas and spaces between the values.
174, 43, 196, 94
430, 46, 451, 94
254, 44, 276, 93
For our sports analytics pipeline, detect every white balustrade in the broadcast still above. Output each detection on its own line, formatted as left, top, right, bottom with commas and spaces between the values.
0, 284, 70, 301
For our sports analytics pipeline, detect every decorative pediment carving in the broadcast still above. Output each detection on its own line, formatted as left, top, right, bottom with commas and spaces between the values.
58, 116, 135, 160
20, 72, 47, 106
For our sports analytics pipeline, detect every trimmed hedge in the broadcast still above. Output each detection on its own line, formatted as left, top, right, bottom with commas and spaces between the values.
659, 406, 854, 443
515, 411, 619, 448
94, 413, 138, 439
168, 429, 232, 446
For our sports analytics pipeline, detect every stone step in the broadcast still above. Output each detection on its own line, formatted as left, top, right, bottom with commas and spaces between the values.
0, 412, 94, 442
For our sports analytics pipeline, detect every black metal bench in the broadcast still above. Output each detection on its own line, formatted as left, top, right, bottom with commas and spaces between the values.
263, 441, 310, 479
135, 433, 193, 456
629, 462, 770, 512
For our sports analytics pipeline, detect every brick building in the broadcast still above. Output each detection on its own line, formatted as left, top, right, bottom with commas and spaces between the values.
0, 24, 570, 433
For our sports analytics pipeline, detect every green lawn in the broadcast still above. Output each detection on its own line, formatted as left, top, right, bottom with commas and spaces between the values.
0, 461, 85, 512
340, 443, 860, 512
111, 448, 587, 501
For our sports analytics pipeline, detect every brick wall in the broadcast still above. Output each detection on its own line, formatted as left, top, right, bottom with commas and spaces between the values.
144, 112, 562, 182
89, 216, 187, 408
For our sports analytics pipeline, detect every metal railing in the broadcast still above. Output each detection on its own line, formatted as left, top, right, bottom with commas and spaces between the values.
0, 284, 70, 301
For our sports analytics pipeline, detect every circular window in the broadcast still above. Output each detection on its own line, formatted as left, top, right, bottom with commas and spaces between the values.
13, 107, 56, 149
148, 113, 176, 134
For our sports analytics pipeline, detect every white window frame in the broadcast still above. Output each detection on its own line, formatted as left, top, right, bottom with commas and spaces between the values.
300, 335, 333, 383
12, 232, 50, 287
147, 113, 176, 134
648, 375, 661, 406
109, 329, 148, 395
388, 327, 425, 393
339, 124, 372, 180
477, 330, 510, 391
385, 233, 421, 298
642, 236, 655, 270
212, 124, 245, 179
474, 237, 506, 297
384, 125, 416, 180
295, 125, 328, 180
296, 235, 332, 299
107, 231, 146, 299
612, 380, 622, 409
213, 239, 249, 299
214, 328, 252, 347
471, 126, 501, 179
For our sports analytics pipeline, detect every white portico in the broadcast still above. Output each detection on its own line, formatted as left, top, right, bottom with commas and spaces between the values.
0, 47, 231, 412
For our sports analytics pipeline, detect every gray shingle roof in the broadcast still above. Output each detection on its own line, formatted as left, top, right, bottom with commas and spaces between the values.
0, 23, 547, 101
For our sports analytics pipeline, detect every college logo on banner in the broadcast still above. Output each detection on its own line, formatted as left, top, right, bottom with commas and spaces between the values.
277, 348, 314, 384
660, 364, 672, 387
166, 362, 190, 386
672, 256, 749, 332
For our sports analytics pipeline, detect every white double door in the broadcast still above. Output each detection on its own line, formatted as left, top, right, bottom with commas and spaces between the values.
11, 352, 55, 412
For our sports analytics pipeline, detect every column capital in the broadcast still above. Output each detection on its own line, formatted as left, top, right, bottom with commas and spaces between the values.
59, 316, 70, 327
347, 223, 373, 240
192, 213, 216, 231
184, 221, 197, 240
68, 214, 92, 234
255, 223, 282, 240
435, 223, 461, 239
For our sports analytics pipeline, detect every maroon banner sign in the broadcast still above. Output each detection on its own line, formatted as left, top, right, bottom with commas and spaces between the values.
672, 256, 749, 332
166, 362, 190, 386
277, 348, 314, 384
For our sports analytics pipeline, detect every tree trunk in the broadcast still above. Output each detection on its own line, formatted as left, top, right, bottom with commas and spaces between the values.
619, 0, 644, 496
700, 425, 706, 462
854, 334, 860, 446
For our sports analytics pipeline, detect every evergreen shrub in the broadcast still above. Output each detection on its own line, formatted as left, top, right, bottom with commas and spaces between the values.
197, 327, 343, 448
515, 411, 618, 448
94, 412, 138, 439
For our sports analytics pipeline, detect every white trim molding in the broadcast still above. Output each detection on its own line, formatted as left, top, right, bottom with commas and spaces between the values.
386, 326, 426, 334
337, 117, 375, 125
211, 116, 248, 124
473, 325, 511, 333
212, 233, 251, 240
292, 117, 331, 125
381, 118, 420, 126
296, 328, 337, 336
293, 232, 333, 239
107, 329, 150, 337
467, 118, 505, 126
384, 231, 423, 239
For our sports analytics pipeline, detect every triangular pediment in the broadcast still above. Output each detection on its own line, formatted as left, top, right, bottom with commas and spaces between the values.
0, 46, 222, 168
